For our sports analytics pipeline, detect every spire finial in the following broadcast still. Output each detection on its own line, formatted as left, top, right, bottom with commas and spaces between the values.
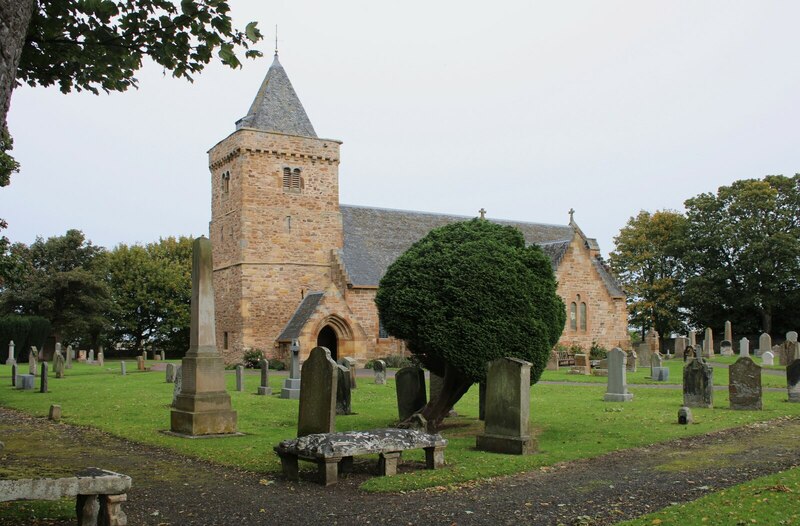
568, 208, 575, 222
479, 208, 487, 220
274, 25, 278, 56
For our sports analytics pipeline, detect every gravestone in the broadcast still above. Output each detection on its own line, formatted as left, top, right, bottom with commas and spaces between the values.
65, 345, 72, 369
280, 339, 302, 400
257, 359, 272, 395
137, 356, 145, 371
757, 332, 771, 357
571, 353, 590, 375
5, 340, 14, 365
724, 320, 732, 343
678, 406, 693, 425
235, 365, 245, 392
120, 361, 126, 376
160, 350, 166, 361
788, 331, 798, 343
97, 350, 104, 367
729, 357, 762, 410
40, 362, 48, 393
142, 351, 147, 361
48, 404, 61, 422
17, 374, 34, 390
54, 352, 65, 379
636, 342, 651, 368
297, 346, 338, 437
11, 363, 16, 387
170, 236, 237, 436
342, 357, 357, 389
88, 349, 94, 363
683, 359, 713, 408
373, 360, 387, 385
335, 364, 352, 415
395, 366, 427, 421
29, 347, 37, 375
684, 345, 696, 362
626, 350, 637, 373
674, 337, 687, 359
165, 363, 177, 383
604, 348, 633, 402
703, 327, 714, 357
172, 365, 182, 406
650, 352, 669, 381
787, 359, 800, 403
546, 350, 559, 371
688, 330, 696, 348
739, 338, 750, 357
780, 340, 799, 366
720, 340, 734, 356
476, 357, 534, 454
762, 351, 774, 366
78, 350, 86, 362
646, 328, 660, 353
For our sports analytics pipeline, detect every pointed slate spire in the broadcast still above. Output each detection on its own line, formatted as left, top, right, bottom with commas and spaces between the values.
236, 54, 317, 137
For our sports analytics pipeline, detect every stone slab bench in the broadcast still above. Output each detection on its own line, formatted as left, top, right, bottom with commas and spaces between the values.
0, 467, 131, 526
274, 428, 447, 486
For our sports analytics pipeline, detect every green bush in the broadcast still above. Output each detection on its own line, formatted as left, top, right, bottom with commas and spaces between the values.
268, 359, 285, 371
590, 341, 608, 360
241, 348, 264, 369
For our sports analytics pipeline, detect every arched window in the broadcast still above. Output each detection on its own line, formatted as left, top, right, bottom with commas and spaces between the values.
580, 302, 587, 331
282, 167, 302, 191
569, 302, 577, 330
282, 167, 291, 187
221, 171, 230, 195
292, 168, 302, 189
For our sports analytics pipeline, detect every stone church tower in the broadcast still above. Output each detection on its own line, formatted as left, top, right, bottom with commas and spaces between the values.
208, 54, 348, 362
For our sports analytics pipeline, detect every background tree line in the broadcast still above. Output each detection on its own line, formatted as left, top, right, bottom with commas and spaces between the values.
0, 229, 192, 357
610, 174, 800, 341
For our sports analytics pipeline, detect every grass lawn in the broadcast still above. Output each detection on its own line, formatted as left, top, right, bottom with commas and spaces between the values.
1, 361, 799, 493
615, 466, 800, 525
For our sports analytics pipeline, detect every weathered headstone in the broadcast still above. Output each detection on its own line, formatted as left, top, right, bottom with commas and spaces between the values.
373, 360, 387, 385
11, 363, 16, 387
724, 320, 732, 343
120, 361, 127, 376
683, 359, 713, 408
650, 352, 668, 381
762, 351, 774, 366
604, 348, 633, 402
54, 352, 65, 379
335, 364, 352, 415
235, 365, 245, 392
757, 332, 771, 357
395, 366, 427, 421
739, 338, 750, 357
136, 356, 145, 371
28, 347, 37, 375
720, 340, 734, 356
636, 342, 651, 368
172, 365, 182, 406
88, 349, 94, 363
780, 340, 800, 366
688, 330, 697, 348
677, 406, 693, 425
65, 345, 72, 369
297, 346, 338, 437
39, 362, 48, 393
5, 339, 14, 365
342, 357, 357, 389
97, 350, 104, 367
165, 363, 177, 383
703, 327, 714, 357
48, 404, 61, 422
257, 359, 272, 395
170, 237, 238, 436
571, 353, 590, 375
17, 374, 34, 390
142, 351, 147, 362
280, 339, 302, 400
729, 357, 762, 410
78, 350, 86, 362
476, 357, 534, 454
788, 331, 798, 343
160, 350, 166, 361
787, 359, 800, 403
626, 350, 637, 373
674, 337, 687, 359
546, 350, 559, 371
646, 328, 660, 353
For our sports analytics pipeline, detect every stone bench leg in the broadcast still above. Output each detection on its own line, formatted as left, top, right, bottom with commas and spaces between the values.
76, 494, 99, 526
278, 453, 299, 481
425, 446, 445, 469
99, 494, 128, 526
378, 452, 401, 476
339, 456, 354, 474
318, 458, 339, 486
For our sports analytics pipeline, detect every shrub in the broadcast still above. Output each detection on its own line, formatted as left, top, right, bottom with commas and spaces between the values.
268, 359, 286, 371
590, 341, 608, 360
242, 348, 265, 368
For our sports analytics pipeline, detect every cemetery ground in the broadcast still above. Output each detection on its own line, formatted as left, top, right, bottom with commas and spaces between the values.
1, 360, 799, 524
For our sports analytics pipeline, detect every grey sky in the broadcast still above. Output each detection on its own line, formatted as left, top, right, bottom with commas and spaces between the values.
3, 1, 799, 257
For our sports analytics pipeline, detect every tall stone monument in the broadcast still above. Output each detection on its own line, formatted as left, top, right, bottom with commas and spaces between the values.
5, 340, 14, 365
703, 327, 714, 357
280, 339, 301, 399
724, 320, 732, 343
604, 348, 633, 402
476, 357, 534, 454
28, 347, 37, 375
65, 345, 73, 369
54, 352, 65, 379
257, 358, 272, 395
297, 346, 338, 437
688, 329, 696, 348
170, 237, 237, 436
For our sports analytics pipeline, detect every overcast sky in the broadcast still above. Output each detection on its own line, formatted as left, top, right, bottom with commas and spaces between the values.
3, 1, 799, 256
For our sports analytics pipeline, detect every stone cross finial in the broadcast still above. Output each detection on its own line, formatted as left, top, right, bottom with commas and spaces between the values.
569, 208, 575, 222
479, 208, 487, 219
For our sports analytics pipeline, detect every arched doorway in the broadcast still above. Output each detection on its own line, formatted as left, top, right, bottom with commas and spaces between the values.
317, 325, 338, 361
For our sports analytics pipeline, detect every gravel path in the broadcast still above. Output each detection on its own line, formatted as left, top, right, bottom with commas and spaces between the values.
2, 408, 800, 526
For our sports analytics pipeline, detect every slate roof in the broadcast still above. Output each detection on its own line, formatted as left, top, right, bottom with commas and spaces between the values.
277, 292, 324, 341
236, 55, 317, 137
340, 205, 575, 287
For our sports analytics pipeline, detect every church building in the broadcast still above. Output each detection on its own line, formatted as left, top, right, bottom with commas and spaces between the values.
208, 54, 629, 364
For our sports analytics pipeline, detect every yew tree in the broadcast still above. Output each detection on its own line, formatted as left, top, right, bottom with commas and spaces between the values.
375, 219, 565, 430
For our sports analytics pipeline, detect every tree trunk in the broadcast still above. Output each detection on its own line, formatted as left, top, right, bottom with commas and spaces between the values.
0, 0, 35, 128
412, 363, 473, 432
761, 309, 772, 335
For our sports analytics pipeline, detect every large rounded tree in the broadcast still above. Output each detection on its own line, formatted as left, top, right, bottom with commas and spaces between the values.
375, 218, 566, 429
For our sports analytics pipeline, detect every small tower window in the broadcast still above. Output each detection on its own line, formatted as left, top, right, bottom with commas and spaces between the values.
580, 302, 587, 331
221, 171, 230, 195
282, 167, 302, 192
569, 302, 577, 330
